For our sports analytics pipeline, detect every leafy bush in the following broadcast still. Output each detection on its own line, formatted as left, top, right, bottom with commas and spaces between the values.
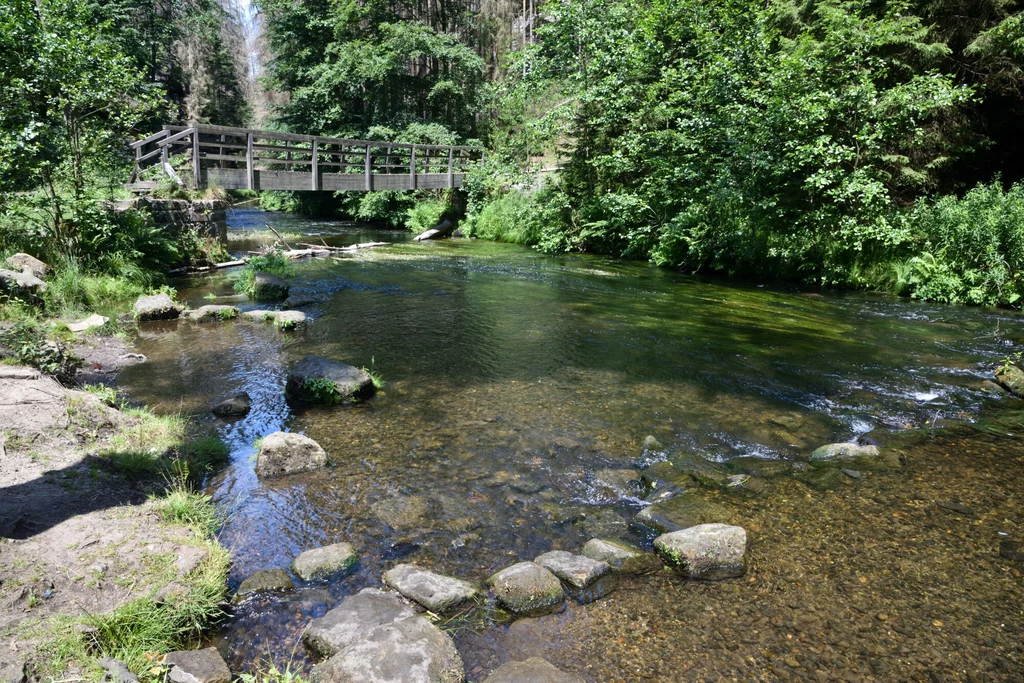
406, 198, 448, 233
233, 251, 293, 298
356, 190, 417, 228
470, 189, 544, 245
0, 320, 82, 381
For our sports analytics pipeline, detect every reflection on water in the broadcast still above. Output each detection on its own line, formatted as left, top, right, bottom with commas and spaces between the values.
118, 208, 1024, 674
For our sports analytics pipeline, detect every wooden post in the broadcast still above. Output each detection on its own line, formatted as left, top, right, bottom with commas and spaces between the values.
311, 138, 319, 191
410, 145, 416, 190
192, 128, 201, 189
447, 147, 454, 189
246, 132, 254, 190
218, 134, 225, 169
365, 144, 372, 191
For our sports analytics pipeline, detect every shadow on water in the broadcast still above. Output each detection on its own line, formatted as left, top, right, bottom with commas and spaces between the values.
114, 208, 1024, 674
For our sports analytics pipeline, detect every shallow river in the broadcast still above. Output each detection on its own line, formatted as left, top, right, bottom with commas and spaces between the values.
118, 208, 1024, 680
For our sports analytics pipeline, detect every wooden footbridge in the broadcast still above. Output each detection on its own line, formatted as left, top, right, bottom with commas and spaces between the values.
128, 124, 483, 193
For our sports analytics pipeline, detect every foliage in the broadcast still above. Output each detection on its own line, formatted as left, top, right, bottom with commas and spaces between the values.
153, 469, 222, 536
101, 407, 229, 482
302, 377, 343, 405
406, 198, 448, 233
363, 357, 385, 390
466, 189, 542, 244
0, 319, 82, 381
238, 661, 310, 683
233, 250, 294, 297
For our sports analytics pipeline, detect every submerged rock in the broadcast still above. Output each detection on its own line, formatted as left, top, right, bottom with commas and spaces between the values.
640, 461, 682, 491
252, 271, 289, 302
285, 355, 375, 405
383, 564, 481, 614
995, 364, 1024, 397
670, 452, 731, 488
211, 392, 251, 418
634, 492, 735, 534
255, 432, 327, 477
304, 588, 463, 683
592, 468, 643, 499
284, 294, 321, 308
654, 523, 747, 580
809, 442, 901, 470
292, 542, 358, 580
372, 495, 438, 530
482, 658, 584, 683
794, 466, 846, 491
163, 648, 232, 683
487, 562, 565, 617
727, 456, 793, 478
4, 253, 50, 279
534, 550, 616, 602
642, 435, 663, 451
233, 569, 294, 602
133, 293, 182, 321
181, 305, 239, 323
581, 538, 661, 575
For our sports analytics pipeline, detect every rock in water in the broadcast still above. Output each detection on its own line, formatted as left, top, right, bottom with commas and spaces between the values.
482, 658, 585, 683
581, 538, 661, 575
255, 432, 327, 477
286, 355, 375, 405
252, 271, 290, 302
642, 435, 663, 451
211, 392, 251, 417
233, 569, 294, 602
4, 253, 50, 279
292, 543, 359, 580
383, 564, 481, 614
995, 363, 1024, 397
304, 588, 464, 683
163, 648, 232, 683
634, 492, 734, 534
534, 550, 616, 603
654, 523, 747, 580
487, 562, 565, 617
133, 293, 182, 321
808, 442, 901, 470
181, 305, 239, 323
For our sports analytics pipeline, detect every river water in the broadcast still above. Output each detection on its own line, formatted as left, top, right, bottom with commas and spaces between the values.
118, 208, 1024, 681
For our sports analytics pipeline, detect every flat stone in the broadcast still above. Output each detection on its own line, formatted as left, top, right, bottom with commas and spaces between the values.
4, 253, 49, 279
311, 610, 464, 683
286, 355, 375, 404
181, 305, 239, 323
534, 550, 616, 603
67, 314, 108, 333
383, 564, 481, 614
255, 431, 327, 477
252, 271, 289, 302
233, 569, 294, 602
487, 562, 565, 617
133, 293, 182, 321
164, 648, 231, 683
634, 492, 734, 534
273, 310, 306, 330
292, 542, 358, 580
727, 456, 793, 478
482, 658, 584, 683
284, 294, 321, 308
581, 538, 661, 575
654, 523, 747, 580
671, 452, 731, 488
211, 392, 251, 417
304, 588, 418, 657
241, 309, 277, 322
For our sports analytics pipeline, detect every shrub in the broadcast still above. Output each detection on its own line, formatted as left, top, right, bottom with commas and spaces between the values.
469, 190, 541, 244
233, 251, 293, 298
406, 198, 448, 233
0, 320, 82, 382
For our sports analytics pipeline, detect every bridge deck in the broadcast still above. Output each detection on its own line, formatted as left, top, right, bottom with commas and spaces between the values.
128, 124, 483, 192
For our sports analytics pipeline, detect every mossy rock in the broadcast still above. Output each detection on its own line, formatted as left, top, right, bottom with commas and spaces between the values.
285, 355, 375, 405
995, 364, 1024, 397
252, 272, 290, 302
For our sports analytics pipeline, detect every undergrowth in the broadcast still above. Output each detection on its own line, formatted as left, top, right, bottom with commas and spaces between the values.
233, 251, 293, 299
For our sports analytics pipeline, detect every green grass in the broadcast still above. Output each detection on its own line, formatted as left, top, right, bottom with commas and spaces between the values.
100, 408, 229, 482
239, 661, 310, 683
42, 259, 148, 320
153, 471, 222, 536
363, 356, 385, 390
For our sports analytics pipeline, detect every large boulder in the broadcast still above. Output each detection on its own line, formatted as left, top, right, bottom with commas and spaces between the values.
995, 363, 1024, 396
4, 253, 50, 279
252, 272, 290, 302
383, 564, 481, 615
163, 648, 232, 683
581, 539, 661, 575
0, 268, 46, 297
233, 569, 294, 602
304, 588, 463, 683
292, 542, 358, 581
133, 293, 182, 321
487, 562, 565, 617
634, 492, 735, 534
286, 355, 375, 405
808, 442, 901, 470
654, 523, 747, 580
534, 551, 616, 603
255, 432, 328, 477
482, 658, 584, 683
181, 305, 239, 323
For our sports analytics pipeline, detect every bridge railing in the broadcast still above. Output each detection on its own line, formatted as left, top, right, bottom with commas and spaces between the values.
127, 124, 484, 192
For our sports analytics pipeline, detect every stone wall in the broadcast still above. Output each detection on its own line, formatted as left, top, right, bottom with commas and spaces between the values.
112, 198, 228, 244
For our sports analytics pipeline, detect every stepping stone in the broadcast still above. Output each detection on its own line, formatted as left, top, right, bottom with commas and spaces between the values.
233, 569, 294, 602
67, 314, 108, 333
291, 542, 358, 580
483, 657, 584, 683
255, 432, 327, 477
164, 648, 231, 683
211, 392, 251, 417
133, 293, 182, 321
581, 539, 661, 575
534, 550, 616, 603
383, 563, 481, 614
654, 523, 747, 580
285, 355, 374, 405
487, 562, 564, 617
181, 305, 239, 323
